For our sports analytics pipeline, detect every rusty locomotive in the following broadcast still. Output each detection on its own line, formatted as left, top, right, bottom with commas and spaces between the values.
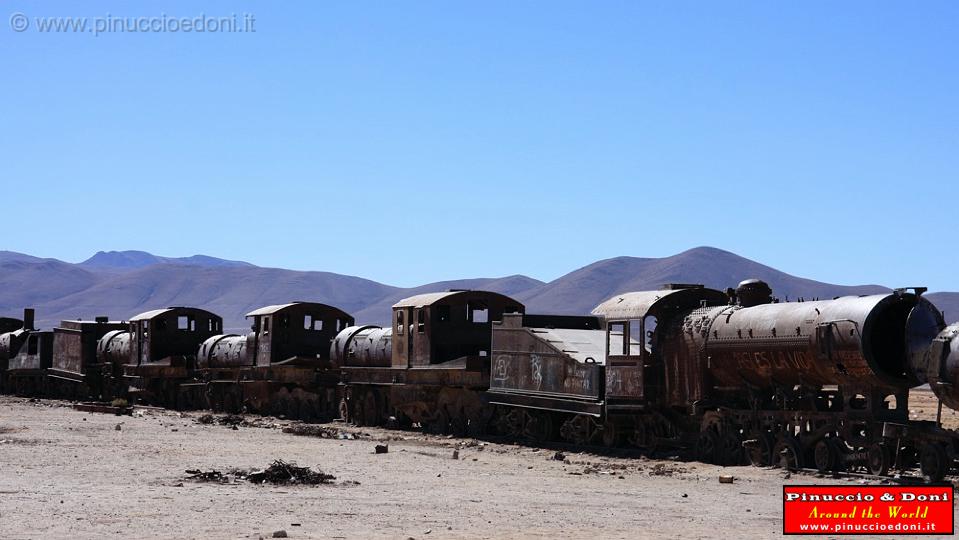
3, 279, 959, 480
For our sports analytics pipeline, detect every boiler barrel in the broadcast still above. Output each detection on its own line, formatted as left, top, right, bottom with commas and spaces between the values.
693, 292, 943, 390
331, 325, 393, 367
96, 330, 131, 366
196, 334, 249, 369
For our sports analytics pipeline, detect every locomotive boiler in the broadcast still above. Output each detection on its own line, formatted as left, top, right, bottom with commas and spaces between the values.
0, 309, 28, 391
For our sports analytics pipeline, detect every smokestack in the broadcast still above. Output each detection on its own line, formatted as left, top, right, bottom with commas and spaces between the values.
23, 308, 35, 330
95, 316, 108, 324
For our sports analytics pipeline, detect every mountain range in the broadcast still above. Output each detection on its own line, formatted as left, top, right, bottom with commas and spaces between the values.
0, 248, 955, 332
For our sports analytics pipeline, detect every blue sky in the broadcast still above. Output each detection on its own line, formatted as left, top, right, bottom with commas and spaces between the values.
1, 2, 956, 290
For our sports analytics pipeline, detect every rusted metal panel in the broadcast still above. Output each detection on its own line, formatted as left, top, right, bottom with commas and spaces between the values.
394, 291, 521, 310
0, 309, 32, 364
660, 306, 712, 406
51, 319, 127, 376
96, 330, 131, 367
0, 329, 30, 364
698, 292, 940, 391
196, 334, 248, 369
0, 317, 22, 335
487, 313, 605, 414
331, 325, 392, 367
602, 320, 646, 401
7, 331, 54, 372
915, 323, 959, 409
591, 285, 728, 321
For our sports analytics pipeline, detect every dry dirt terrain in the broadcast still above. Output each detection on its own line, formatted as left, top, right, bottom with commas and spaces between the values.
1, 391, 956, 540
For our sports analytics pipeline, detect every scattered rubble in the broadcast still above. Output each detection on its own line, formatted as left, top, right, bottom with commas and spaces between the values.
282, 424, 356, 439
195, 414, 278, 429
73, 402, 133, 416
186, 460, 336, 485
185, 469, 230, 483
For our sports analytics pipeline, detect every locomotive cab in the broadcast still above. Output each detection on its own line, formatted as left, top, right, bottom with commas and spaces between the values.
592, 285, 728, 408
245, 302, 354, 367
390, 290, 524, 369
6, 330, 54, 396
127, 307, 223, 366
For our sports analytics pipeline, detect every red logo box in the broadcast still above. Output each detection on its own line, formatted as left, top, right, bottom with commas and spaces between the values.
783, 485, 954, 535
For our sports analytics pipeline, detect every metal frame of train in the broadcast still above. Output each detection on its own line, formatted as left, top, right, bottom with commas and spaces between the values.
3, 279, 959, 481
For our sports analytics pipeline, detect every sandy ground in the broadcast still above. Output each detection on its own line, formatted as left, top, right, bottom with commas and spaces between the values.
0, 392, 956, 540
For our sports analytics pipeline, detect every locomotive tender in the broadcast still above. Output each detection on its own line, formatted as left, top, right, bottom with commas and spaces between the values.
4, 278, 959, 480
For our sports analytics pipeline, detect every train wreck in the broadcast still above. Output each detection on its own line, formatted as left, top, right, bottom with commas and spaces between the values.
3, 279, 959, 481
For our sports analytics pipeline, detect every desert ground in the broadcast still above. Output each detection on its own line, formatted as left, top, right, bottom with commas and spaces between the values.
1, 390, 957, 540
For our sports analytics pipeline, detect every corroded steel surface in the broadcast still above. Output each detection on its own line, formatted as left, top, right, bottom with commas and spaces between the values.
331, 325, 392, 368
51, 319, 127, 375
196, 334, 249, 369
591, 286, 727, 321
688, 292, 943, 391
489, 313, 605, 407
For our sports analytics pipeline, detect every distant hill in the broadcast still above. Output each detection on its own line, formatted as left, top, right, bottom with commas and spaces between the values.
79, 250, 253, 271
928, 292, 959, 324
0, 247, 955, 331
514, 247, 890, 315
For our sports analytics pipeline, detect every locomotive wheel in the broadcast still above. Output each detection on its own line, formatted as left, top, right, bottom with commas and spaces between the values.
523, 411, 556, 442
814, 439, 838, 473
426, 408, 450, 435
224, 391, 241, 414
720, 432, 745, 466
867, 443, 891, 476
352, 393, 367, 426
176, 390, 191, 411
363, 390, 380, 426
897, 445, 917, 470
773, 436, 803, 471
498, 408, 525, 438
449, 410, 468, 437
920, 443, 948, 482
601, 419, 620, 448
696, 429, 720, 464
465, 409, 489, 437
746, 432, 774, 467
299, 398, 315, 422
561, 415, 593, 445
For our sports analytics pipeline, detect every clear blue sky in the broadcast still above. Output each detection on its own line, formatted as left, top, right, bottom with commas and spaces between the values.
1, 1, 956, 290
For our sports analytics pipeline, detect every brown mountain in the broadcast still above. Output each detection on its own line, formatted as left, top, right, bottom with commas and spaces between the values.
1, 247, 955, 331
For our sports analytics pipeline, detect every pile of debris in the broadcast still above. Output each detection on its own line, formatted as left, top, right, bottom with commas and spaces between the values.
186, 460, 336, 485
185, 469, 231, 483
248, 460, 336, 484
194, 413, 278, 429
196, 413, 244, 426
281, 424, 357, 440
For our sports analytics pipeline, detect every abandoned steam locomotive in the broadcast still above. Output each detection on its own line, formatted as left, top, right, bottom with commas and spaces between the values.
3, 279, 959, 481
